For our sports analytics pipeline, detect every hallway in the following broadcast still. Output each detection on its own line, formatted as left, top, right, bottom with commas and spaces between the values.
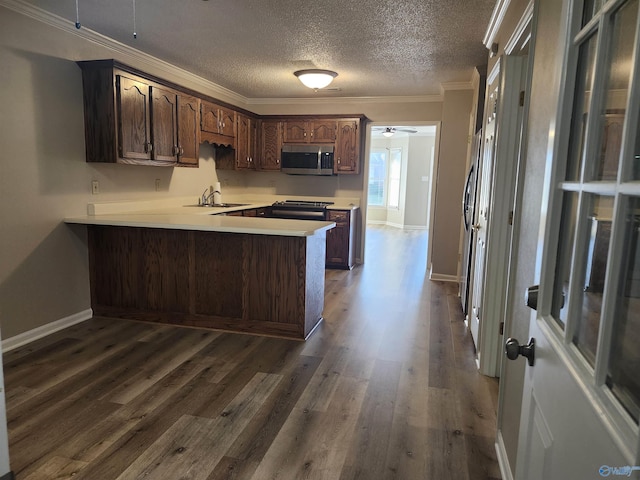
4, 225, 500, 479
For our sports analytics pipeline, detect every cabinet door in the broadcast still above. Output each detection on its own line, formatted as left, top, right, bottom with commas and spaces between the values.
326, 213, 348, 266
150, 86, 178, 163
200, 101, 221, 134
310, 120, 337, 143
117, 75, 150, 161
236, 113, 251, 169
335, 120, 360, 174
177, 94, 200, 166
260, 120, 282, 170
219, 106, 236, 137
326, 210, 354, 269
283, 120, 308, 143
249, 118, 258, 168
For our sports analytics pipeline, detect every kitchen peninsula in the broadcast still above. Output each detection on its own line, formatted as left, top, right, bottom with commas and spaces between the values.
66, 203, 336, 340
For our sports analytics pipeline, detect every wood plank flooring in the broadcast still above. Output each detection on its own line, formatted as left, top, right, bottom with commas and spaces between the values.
4, 225, 501, 479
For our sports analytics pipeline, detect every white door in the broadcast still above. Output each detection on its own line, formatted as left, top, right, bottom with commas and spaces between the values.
470, 73, 499, 349
513, 0, 640, 477
471, 55, 527, 376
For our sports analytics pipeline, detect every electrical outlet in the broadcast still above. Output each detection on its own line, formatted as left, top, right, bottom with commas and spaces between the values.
155, 178, 161, 191
91, 180, 99, 195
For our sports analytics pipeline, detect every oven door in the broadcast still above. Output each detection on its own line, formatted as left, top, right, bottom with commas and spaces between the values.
269, 207, 327, 220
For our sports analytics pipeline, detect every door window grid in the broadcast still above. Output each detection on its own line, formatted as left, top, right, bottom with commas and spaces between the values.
542, 0, 640, 434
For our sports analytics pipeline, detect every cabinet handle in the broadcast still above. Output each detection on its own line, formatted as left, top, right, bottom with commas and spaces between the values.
180, 147, 184, 155
145, 142, 153, 153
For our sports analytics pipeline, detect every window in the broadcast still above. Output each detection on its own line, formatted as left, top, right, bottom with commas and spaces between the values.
544, 0, 640, 427
367, 149, 386, 206
367, 147, 402, 208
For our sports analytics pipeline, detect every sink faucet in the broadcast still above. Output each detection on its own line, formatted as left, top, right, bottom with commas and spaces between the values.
201, 186, 221, 206
201, 187, 213, 205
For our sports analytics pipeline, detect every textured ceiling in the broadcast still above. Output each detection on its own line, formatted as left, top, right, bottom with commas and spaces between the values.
21, 0, 495, 99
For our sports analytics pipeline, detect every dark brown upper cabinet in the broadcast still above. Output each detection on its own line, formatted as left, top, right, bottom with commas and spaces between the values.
283, 119, 337, 144
79, 61, 199, 166
201, 100, 236, 148
335, 119, 361, 174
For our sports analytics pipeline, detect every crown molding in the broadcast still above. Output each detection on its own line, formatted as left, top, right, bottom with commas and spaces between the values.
1, 0, 447, 107
439, 81, 474, 96
247, 94, 443, 106
0, 0, 249, 106
483, 0, 513, 48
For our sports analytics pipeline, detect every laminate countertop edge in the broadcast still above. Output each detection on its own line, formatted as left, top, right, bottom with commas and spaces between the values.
64, 214, 335, 237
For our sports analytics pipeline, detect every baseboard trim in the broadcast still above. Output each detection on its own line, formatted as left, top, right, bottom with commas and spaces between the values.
0, 471, 15, 480
365, 221, 428, 231
495, 430, 514, 480
2, 309, 93, 352
402, 225, 428, 231
429, 272, 459, 283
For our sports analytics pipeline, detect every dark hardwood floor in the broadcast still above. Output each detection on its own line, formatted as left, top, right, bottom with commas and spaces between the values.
4, 225, 500, 479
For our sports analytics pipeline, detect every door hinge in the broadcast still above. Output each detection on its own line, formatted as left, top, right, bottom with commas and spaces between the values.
499, 322, 505, 336
519, 91, 525, 107
508, 210, 514, 225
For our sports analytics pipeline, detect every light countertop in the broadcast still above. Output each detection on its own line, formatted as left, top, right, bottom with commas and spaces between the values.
65, 213, 335, 237
64, 195, 360, 237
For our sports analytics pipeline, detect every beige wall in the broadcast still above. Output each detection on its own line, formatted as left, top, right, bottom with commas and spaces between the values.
430, 89, 474, 279
0, 6, 473, 340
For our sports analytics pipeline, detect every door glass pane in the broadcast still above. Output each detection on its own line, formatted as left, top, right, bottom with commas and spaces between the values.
582, 0, 605, 26
593, 0, 638, 181
552, 192, 580, 328
573, 194, 614, 367
566, 34, 598, 181
606, 196, 640, 423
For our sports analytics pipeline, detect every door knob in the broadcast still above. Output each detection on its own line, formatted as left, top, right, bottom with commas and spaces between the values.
472, 224, 481, 231
505, 337, 535, 366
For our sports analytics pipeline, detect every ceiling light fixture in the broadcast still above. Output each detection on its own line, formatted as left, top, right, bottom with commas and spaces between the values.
294, 69, 338, 90
382, 128, 395, 138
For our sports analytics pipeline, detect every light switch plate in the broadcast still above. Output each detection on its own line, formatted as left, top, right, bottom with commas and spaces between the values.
91, 180, 99, 195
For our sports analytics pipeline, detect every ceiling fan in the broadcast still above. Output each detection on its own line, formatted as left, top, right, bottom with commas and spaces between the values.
373, 127, 418, 137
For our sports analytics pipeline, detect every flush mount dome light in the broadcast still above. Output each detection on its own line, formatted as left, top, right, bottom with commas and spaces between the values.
294, 69, 338, 89
382, 128, 395, 138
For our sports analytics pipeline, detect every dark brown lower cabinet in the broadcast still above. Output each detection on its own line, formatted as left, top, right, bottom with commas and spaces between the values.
326, 209, 356, 270
87, 225, 326, 339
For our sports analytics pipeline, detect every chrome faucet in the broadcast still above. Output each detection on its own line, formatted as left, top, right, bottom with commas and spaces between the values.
201, 186, 221, 206
201, 187, 213, 206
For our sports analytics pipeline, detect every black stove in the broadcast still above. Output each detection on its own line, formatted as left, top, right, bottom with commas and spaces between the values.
270, 200, 334, 220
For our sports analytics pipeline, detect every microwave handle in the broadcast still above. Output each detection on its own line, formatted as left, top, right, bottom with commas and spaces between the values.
317, 148, 321, 171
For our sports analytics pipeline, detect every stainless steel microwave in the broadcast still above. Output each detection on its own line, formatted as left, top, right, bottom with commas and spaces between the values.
280, 145, 334, 175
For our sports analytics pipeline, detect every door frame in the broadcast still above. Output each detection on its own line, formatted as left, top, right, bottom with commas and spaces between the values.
473, 51, 529, 377
360, 121, 441, 269
494, 2, 538, 478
